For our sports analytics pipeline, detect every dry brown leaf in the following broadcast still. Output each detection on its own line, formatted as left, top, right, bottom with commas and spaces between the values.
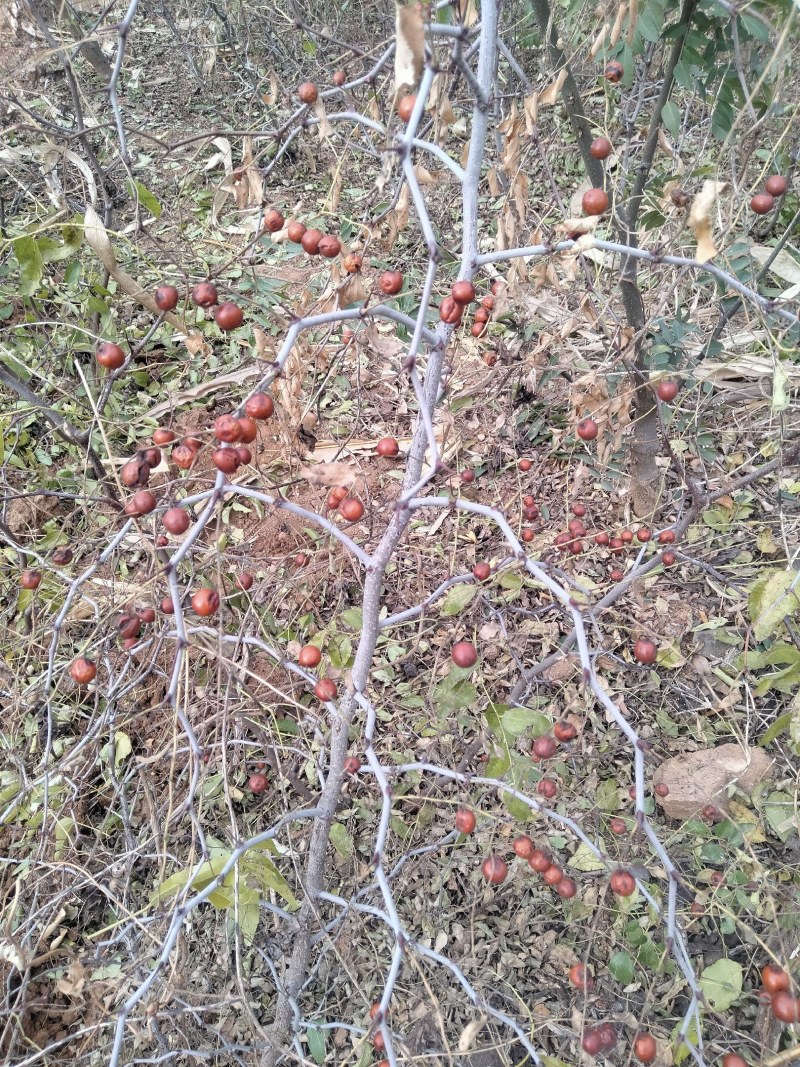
589, 23, 609, 58
539, 69, 567, 106
56, 959, 86, 998
383, 183, 411, 250
455, 0, 478, 26
688, 180, 726, 263
429, 74, 456, 130
298, 461, 357, 487
498, 103, 523, 177
610, 3, 627, 46
414, 163, 436, 185
314, 96, 333, 141
395, 3, 424, 92
339, 273, 368, 307
627, 0, 638, 43
523, 92, 538, 133
363, 320, 406, 360
487, 167, 503, 197
262, 71, 279, 106
513, 172, 529, 225
654, 744, 773, 819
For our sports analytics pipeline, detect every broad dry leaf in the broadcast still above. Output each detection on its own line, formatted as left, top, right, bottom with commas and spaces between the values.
298, 461, 357, 487
363, 320, 406, 360
414, 164, 436, 185
523, 92, 538, 133
324, 163, 343, 214
689, 180, 726, 263
487, 168, 503, 196
339, 273, 368, 307
654, 744, 773, 818
395, 3, 424, 92
513, 172, 529, 225
314, 97, 333, 141
589, 23, 609, 58
749, 245, 800, 300
610, 3, 627, 46
539, 69, 567, 106
498, 103, 523, 177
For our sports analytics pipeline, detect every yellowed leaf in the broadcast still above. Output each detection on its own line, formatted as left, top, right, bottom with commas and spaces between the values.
689, 180, 727, 263
395, 3, 424, 92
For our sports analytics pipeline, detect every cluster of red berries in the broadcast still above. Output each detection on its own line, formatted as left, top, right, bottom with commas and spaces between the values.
283, 213, 346, 259
324, 486, 365, 521
751, 174, 788, 215
760, 963, 800, 1024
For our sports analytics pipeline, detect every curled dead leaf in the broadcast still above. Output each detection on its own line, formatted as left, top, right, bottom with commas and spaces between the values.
689, 180, 727, 264
395, 3, 424, 92
298, 461, 357, 487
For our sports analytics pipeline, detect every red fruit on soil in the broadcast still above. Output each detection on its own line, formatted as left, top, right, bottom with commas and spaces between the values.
339, 497, 364, 522
452, 280, 476, 305
373, 1033, 386, 1052
318, 235, 342, 258
761, 964, 790, 994
556, 877, 577, 898
609, 567, 624, 581
633, 638, 658, 665
637, 527, 651, 542
248, 773, 268, 793
214, 302, 244, 331
461, 470, 475, 483
604, 60, 624, 82
314, 678, 337, 702
153, 427, 176, 445
751, 192, 775, 214
245, 392, 275, 420
344, 756, 361, 775
542, 863, 563, 886
212, 447, 239, 474
533, 735, 558, 760
569, 962, 594, 991
96, 342, 126, 369
568, 519, 586, 537
191, 282, 218, 307
332, 70, 346, 87
482, 295, 494, 309
523, 505, 539, 520
301, 228, 323, 255
590, 136, 612, 160
378, 270, 403, 296
263, 209, 285, 233
655, 782, 669, 797
214, 414, 242, 443
298, 81, 318, 104
329, 486, 348, 503
191, 588, 220, 616
610, 869, 636, 896
522, 529, 534, 543
721, 1056, 747, 1067
139, 607, 156, 624
121, 458, 149, 488
582, 1029, 602, 1055
518, 458, 532, 472
287, 220, 306, 243
582, 188, 609, 215
597, 1023, 617, 1049
554, 720, 577, 742
594, 531, 610, 546
554, 531, 572, 552
661, 550, 676, 566
771, 991, 800, 1023
455, 808, 477, 834
528, 849, 551, 872
117, 613, 141, 640
609, 816, 627, 835
513, 835, 534, 859
577, 417, 598, 441
658, 529, 676, 544
160, 596, 176, 614
52, 547, 73, 565
142, 447, 161, 471
451, 641, 477, 668
374, 436, 399, 458
294, 553, 309, 568
482, 855, 508, 885
298, 644, 322, 667
69, 656, 96, 684
765, 175, 788, 197
471, 323, 486, 337
234, 573, 254, 591
572, 502, 586, 517
474, 307, 490, 324
633, 1033, 657, 1063
163, 507, 190, 535
440, 296, 464, 325
397, 94, 416, 122
472, 562, 491, 581
537, 778, 558, 799
155, 284, 179, 311
620, 529, 634, 544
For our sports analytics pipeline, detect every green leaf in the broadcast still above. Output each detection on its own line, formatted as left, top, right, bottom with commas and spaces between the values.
113, 731, 132, 768
671, 1012, 700, 1063
759, 711, 792, 747
772, 362, 791, 412
241, 851, 299, 908
341, 608, 362, 628
13, 236, 44, 296
306, 1027, 326, 1065
329, 822, 354, 859
609, 950, 635, 984
501, 705, 549, 738
152, 855, 231, 904
699, 959, 743, 1011
432, 675, 476, 715
763, 790, 795, 841
747, 569, 800, 642
129, 179, 162, 218
661, 101, 680, 138
570, 841, 606, 872
502, 790, 533, 822
439, 583, 476, 616
236, 886, 260, 944
595, 777, 620, 812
